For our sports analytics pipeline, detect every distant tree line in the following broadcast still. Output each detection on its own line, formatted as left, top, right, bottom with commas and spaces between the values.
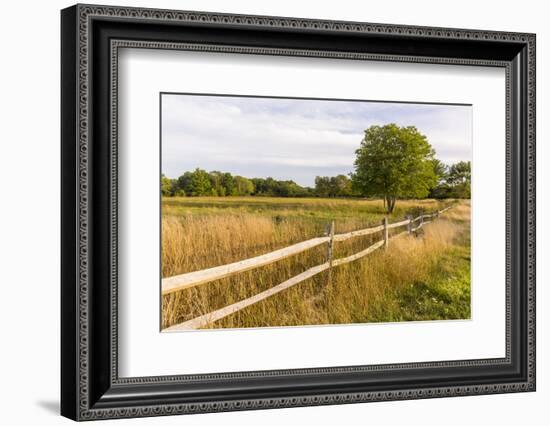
428, 160, 471, 199
162, 169, 315, 197
161, 169, 357, 198
162, 161, 469, 201
162, 124, 471, 208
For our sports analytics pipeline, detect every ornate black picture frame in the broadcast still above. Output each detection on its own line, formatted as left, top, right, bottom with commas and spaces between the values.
61, 4, 536, 421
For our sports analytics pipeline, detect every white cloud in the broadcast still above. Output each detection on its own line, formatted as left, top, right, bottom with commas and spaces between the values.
162, 94, 471, 186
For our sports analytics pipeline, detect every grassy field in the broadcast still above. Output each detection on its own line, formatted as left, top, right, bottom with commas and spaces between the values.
161, 197, 470, 329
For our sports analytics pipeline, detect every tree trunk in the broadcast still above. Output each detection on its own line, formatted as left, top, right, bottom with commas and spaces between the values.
385, 195, 396, 214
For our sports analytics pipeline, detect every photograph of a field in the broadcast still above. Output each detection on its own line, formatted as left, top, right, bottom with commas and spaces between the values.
160, 94, 472, 331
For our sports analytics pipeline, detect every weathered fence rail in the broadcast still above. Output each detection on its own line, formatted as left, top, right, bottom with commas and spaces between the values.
163, 204, 454, 331
162, 236, 331, 295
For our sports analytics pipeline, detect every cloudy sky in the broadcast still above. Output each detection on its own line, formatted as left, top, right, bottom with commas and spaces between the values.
162, 93, 472, 187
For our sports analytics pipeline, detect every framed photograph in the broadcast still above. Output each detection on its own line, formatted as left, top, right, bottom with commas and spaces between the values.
61, 4, 536, 421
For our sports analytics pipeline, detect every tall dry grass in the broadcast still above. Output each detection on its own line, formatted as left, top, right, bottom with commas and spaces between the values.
161, 199, 470, 329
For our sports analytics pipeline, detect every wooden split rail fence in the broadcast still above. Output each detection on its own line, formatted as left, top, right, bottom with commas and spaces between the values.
163, 205, 453, 331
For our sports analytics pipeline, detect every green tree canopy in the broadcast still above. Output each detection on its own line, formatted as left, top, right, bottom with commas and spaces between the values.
447, 161, 471, 198
352, 124, 437, 213
221, 172, 235, 196
314, 175, 353, 197
314, 176, 331, 197
447, 161, 471, 186
330, 174, 353, 197
233, 175, 255, 196
431, 158, 448, 183
188, 168, 212, 196
161, 174, 174, 196
208, 171, 225, 196
428, 160, 471, 199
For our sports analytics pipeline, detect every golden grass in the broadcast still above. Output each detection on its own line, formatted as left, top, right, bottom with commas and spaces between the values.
162, 196, 448, 223
161, 198, 470, 329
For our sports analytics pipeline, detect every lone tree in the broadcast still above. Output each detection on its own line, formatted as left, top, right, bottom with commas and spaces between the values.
352, 124, 437, 213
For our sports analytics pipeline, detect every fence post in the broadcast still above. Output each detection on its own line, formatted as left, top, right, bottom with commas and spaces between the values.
420, 214, 424, 229
407, 215, 412, 235
327, 220, 335, 266
327, 220, 335, 285
383, 217, 389, 249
